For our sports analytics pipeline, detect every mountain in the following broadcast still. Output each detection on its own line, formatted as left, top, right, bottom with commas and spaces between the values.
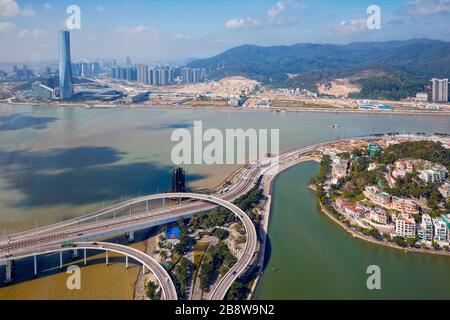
188, 39, 450, 86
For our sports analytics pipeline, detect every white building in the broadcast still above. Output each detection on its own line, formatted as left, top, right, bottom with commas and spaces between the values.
433, 218, 448, 242
395, 214, 416, 239
439, 182, 450, 199
419, 168, 448, 184
415, 92, 428, 102
418, 214, 433, 242
431, 78, 448, 103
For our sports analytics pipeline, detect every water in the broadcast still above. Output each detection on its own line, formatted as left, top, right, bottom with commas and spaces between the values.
0, 104, 449, 299
254, 162, 450, 300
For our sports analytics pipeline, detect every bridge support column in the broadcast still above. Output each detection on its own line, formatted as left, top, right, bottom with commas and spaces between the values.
105, 251, 109, 266
72, 249, 79, 259
59, 251, 63, 269
33, 255, 37, 277
142, 265, 147, 274
127, 231, 135, 242
83, 249, 87, 265
125, 256, 128, 269
4, 259, 13, 283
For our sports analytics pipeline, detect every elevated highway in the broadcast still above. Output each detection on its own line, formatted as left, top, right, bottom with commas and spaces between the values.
1, 135, 377, 299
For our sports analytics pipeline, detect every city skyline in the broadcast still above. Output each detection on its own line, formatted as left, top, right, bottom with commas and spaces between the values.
0, 0, 450, 63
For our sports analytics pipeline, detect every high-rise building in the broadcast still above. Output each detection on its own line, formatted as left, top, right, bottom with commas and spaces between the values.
172, 167, 186, 193
59, 31, 74, 100
418, 214, 433, 242
431, 78, 448, 103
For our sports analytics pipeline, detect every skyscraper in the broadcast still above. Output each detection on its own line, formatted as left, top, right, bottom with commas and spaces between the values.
59, 31, 74, 100
172, 167, 186, 193
431, 78, 449, 103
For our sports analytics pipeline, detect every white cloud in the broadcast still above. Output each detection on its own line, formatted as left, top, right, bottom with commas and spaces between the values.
335, 18, 368, 34
18, 29, 47, 38
267, 1, 286, 21
224, 17, 261, 29
96, 5, 104, 12
407, 0, 450, 15
21, 5, 35, 16
0, 21, 14, 31
0, 0, 20, 17
116, 25, 155, 36
44, 3, 52, 11
174, 33, 191, 40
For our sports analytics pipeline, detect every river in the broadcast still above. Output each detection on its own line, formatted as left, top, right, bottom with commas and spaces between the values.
254, 162, 450, 299
0, 104, 448, 299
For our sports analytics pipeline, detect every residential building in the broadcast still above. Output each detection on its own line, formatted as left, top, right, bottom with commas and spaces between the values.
369, 208, 389, 225
331, 156, 349, 184
439, 182, 450, 199
419, 168, 448, 183
415, 92, 428, 102
367, 143, 383, 159
395, 214, 416, 239
391, 197, 420, 215
431, 78, 449, 103
59, 31, 74, 99
433, 218, 448, 242
418, 214, 433, 242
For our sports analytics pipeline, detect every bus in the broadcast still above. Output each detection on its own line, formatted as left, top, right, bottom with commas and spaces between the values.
61, 241, 76, 248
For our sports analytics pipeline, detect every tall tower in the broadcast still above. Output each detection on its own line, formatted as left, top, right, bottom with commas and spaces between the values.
59, 31, 74, 100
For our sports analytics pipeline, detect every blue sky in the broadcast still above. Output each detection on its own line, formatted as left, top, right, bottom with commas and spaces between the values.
0, 0, 449, 63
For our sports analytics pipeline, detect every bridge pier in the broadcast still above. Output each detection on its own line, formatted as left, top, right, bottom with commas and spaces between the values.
127, 231, 135, 242
105, 251, 109, 266
142, 265, 147, 274
83, 249, 87, 265
4, 259, 13, 283
33, 255, 37, 277
72, 249, 79, 259
125, 256, 128, 269
59, 251, 63, 269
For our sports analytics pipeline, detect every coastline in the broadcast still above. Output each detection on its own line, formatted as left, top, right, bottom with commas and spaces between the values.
2, 101, 450, 117
316, 200, 450, 258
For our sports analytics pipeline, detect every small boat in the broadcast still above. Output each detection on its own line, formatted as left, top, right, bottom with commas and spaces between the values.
272, 266, 279, 272
330, 124, 340, 128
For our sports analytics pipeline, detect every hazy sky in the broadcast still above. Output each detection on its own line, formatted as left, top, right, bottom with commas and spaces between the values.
0, 0, 449, 63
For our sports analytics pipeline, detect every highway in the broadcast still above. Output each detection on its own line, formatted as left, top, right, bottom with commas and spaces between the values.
0, 135, 374, 299
2, 241, 177, 300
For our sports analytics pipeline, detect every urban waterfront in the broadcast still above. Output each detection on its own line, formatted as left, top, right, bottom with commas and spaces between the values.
254, 162, 450, 299
0, 104, 449, 299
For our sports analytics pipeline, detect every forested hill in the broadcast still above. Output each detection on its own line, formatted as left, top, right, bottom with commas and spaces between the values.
188, 39, 450, 85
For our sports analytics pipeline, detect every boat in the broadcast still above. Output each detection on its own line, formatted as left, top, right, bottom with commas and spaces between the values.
330, 124, 340, 128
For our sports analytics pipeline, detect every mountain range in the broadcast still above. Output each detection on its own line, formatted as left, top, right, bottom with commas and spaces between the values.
188, 39, 450, 92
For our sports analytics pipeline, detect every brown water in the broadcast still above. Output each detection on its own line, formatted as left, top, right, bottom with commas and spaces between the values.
0, 104, 448, 299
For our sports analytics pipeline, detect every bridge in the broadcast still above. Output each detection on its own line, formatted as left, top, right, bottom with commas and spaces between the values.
2, 241, 178, 300
0, 135, 378, 299
0, 193, 258, 301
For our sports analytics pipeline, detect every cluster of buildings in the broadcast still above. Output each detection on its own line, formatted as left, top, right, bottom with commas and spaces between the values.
394, 213, 450, 244
110, 64, 206, 86
364, 186, 420, 215
72, 62, 101, 78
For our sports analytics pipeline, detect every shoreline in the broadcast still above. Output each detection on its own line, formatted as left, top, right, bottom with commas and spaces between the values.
2, 101, 450, 117
316, 201, 450, 258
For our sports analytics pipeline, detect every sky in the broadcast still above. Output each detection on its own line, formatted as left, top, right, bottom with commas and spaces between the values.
0, 0, 449, 63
